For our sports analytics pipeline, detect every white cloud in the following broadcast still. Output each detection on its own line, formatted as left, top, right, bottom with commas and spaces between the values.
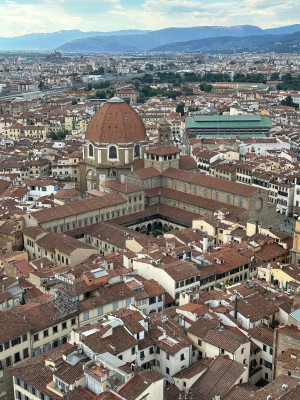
0, 0, 299, 37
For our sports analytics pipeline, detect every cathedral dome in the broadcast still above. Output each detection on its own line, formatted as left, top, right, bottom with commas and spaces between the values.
85, 97, 146, 144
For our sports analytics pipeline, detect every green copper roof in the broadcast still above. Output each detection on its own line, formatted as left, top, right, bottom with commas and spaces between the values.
195, 133, 264, 138
186, 115, 272, 129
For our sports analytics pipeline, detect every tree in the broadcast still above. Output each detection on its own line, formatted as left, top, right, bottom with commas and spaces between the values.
185, 88, 194, 96
270, 72, 280, 81
85, 83, 92, 91
93, 80, 110, 89
145, 63, 154, 71
92, 90, 106, 99
71, 99, 77, 105
90, 66, 104, 75
176, 103, 185, 116
165, 90, 182, 100
200, 83, 213, 92
281, 95, 299, 109
152, 230, 163, 237
50, 129, 69, 140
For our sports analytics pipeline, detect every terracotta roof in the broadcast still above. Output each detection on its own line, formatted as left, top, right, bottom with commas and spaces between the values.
101, 179, 144, 193
85, 99, 146, 144
30, 193, 126, 224
235, 293, 279, 323
9, 343, 75, 399
248, 324, 274, 347
179, 155, 197, 170
36, 231, 95, 255
223, 383, 259, 400
12, 260, 33, 277
190, 356, 246, 399
144, 146, 180, 156
203, 327, 249, 353
118, 370, 164, 400
162, 167, 258, 197
173, 358, 211, 379
187, 317, 220, 338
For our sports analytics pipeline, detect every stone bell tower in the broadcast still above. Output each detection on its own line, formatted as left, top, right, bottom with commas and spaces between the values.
144, 119, 180, 173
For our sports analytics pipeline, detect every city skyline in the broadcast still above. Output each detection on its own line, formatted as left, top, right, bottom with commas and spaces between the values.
0, 0, 299, 37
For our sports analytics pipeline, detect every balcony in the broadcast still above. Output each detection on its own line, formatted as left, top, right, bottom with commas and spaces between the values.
46, 381, 66, 397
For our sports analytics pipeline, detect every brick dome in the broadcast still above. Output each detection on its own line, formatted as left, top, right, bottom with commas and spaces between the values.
85, 97, 146, 144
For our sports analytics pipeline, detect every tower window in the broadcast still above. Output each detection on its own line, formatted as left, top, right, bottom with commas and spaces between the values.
134, 144, 140, 158
109, 146, 117, 159
88, 144, 94, 157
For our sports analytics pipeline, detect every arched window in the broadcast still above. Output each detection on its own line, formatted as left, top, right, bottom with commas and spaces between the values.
108, 146, 117, 159
88, 144, 94, 157
134, 144, 140, 158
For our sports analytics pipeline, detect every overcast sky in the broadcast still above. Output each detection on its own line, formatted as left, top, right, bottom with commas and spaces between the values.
1, 0, 299, 37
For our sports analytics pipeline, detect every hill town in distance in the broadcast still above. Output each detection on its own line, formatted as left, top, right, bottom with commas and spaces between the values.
1, 22, 300, 400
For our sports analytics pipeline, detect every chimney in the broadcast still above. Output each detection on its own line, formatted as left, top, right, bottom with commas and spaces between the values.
203, 232, 208, 253
234, 296, 238, 319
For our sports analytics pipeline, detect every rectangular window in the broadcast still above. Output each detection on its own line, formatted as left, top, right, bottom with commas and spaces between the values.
62, 322, 67, 330
33, 334, 39, 342
113, 302, 118, 311
131, 347, 135, 355
263, 344, 267, 352
98, 307, 103, 316
53, 326, 58, 334
166, 353, 170, 360
166, 367, 170, 374
71, 318, 76, 326
14, 352, 21, 363
23, 348, 29, 359
180, 353, 185, 361
83, 311, 89, 321
43, 330, 49, 338
11, 337, 21, 347
6, 356, 11, 367
22, 334, 28, 342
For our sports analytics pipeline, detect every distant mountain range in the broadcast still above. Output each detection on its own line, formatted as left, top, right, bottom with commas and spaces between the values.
0, 29, 150, 51
0, 24, 300, 52
151, 30, 300, 53
57, 24, 300, 53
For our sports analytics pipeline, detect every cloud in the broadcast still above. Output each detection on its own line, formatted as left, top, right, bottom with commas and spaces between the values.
0, 0, 299, 37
